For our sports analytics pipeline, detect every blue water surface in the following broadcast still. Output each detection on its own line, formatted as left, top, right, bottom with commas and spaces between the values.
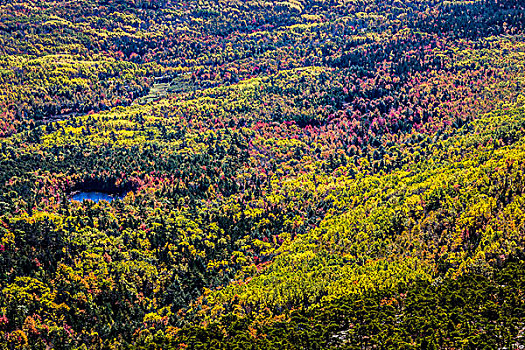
70, 191, 126, 203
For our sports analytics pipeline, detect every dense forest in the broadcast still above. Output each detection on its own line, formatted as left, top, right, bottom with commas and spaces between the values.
1, 0, 525, 348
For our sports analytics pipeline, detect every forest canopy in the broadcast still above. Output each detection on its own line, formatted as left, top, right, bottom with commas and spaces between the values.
1, 0, 525, 348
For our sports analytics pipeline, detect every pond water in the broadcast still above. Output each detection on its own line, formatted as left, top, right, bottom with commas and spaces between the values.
70, 191, 127, 203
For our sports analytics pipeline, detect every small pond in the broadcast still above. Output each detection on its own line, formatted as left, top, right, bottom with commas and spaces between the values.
70, 191, 127, 203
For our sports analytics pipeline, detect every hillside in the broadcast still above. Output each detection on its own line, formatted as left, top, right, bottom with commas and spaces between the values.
1, 0, 525, 349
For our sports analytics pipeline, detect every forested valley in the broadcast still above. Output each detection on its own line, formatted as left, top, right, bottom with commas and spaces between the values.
2, 0, 525, 348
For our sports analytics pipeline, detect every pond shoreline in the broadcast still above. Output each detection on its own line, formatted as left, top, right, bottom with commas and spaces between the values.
69, 191, 128, 203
